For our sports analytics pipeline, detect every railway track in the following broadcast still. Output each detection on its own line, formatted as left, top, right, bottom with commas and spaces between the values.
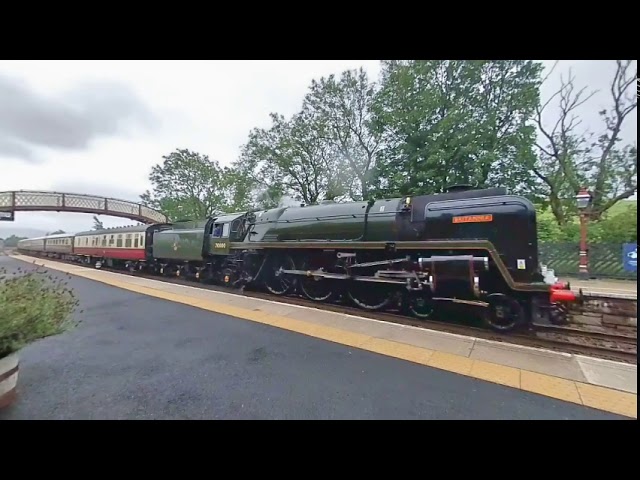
14, 253, 638, 364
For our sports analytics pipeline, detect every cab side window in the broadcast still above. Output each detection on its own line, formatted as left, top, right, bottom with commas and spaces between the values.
212, 224, 222, 237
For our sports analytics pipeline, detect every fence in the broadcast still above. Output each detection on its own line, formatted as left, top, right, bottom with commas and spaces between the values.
538, 242, 637, 280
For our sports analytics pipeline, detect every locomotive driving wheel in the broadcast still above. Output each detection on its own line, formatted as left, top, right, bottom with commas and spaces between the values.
407, 292, 435, 319
298, 260, 335, 302
347, 268, 395, 311
483, 293, 525, 332
348, 285, 395, 311
264, 254, 296, 296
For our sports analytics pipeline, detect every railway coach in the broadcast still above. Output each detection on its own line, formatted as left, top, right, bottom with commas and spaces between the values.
16, 236, 46, 255
72, 223, 170, 269
17, 233, 74, 259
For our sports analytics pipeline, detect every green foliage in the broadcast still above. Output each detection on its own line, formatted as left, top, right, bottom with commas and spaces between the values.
370, 60, 543, 197
536, 200, 637, 243
237, 111, 344, 205
138, 59, 636, 247
140, 148, 250, 221
302, 68, 382, 200
0, 266, 79, 358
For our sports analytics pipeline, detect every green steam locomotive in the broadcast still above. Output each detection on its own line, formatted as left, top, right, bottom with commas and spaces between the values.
146, 186, 579, 332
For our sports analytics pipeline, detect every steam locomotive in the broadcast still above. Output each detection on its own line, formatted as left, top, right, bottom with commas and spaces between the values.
17, 186, 580, 332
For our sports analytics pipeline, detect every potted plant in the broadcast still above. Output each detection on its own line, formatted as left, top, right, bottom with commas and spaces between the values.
0, 264, 79, 409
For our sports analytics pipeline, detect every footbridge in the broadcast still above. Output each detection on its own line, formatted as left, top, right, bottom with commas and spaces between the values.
0, 190, 169, 224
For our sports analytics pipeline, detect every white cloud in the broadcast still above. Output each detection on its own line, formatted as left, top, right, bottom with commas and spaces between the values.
0, 60, 635, 235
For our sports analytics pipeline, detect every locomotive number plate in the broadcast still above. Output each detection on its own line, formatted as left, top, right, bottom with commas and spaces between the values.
214, 242, 226, 249
452, 214, 493, 224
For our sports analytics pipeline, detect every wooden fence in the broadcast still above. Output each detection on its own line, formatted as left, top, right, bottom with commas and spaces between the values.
538, 242, 637, 280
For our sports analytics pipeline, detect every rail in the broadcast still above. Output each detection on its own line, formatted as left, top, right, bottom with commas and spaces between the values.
0, 190, 169, 224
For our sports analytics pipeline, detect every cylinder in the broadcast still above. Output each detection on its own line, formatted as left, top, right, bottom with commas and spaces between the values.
418, 255, 489, 297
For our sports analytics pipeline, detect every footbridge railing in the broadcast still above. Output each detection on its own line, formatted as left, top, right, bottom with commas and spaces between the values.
0, 190, 169, 224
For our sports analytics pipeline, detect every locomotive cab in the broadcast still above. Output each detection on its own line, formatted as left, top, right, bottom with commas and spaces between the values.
207, 212, 254, 255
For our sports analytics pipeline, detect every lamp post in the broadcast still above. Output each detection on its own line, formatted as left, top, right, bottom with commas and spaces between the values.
575, 187, 593, 280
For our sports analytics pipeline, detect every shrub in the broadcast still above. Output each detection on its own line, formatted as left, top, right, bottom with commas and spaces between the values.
0, 264, 80, 358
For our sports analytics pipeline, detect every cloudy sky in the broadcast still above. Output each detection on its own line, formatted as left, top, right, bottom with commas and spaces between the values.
0, 60, 636, 237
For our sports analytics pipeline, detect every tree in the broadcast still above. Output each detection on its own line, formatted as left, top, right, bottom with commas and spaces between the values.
1, 235, 26, 247
140, 148, 234, 220
371, 60, 543, 197
237, 111, 344, 206
218, 165, 259, 213
302, 68, 383, 200
533, 60, 637, 225
92, 216, 104, 230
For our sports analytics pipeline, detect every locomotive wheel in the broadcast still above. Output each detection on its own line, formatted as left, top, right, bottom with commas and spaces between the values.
408, 293, 435, 319
482, 293, 525, 332
298, 261, 335, 302
347, 283, 394, 311
264, 254, 296, 296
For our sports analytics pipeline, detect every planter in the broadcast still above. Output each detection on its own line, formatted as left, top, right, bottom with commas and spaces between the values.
0, 352, 19, 409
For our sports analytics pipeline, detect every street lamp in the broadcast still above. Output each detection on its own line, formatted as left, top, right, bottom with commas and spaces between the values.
575, 187, 593, 279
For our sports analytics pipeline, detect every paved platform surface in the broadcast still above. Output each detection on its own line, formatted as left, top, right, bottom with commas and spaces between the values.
1, 255, 636, 419
560, 277, 637, 298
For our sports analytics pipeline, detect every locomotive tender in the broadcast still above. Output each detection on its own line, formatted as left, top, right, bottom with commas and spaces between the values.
17, 186, 580, 332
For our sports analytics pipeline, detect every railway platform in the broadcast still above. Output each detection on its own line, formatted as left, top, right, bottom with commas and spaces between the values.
3, 254, 637, 419
559, 277, 637, 299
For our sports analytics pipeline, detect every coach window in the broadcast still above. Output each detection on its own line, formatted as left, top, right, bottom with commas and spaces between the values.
101, 236, 106, 247
109, 235, 114, 246
125, 234, 132, 248
116, 234, 123, 247
134, 235, 139, 248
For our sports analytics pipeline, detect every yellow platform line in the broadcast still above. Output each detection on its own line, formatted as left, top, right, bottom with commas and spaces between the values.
11, 255, 637, 419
